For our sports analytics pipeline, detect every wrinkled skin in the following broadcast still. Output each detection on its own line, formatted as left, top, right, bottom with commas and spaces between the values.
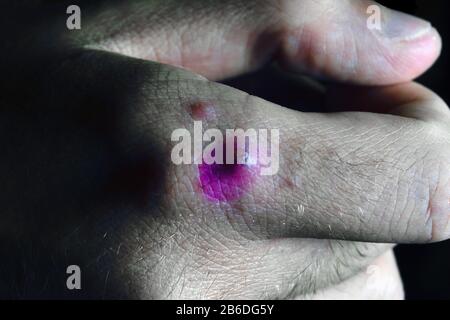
0, 0, 449, 299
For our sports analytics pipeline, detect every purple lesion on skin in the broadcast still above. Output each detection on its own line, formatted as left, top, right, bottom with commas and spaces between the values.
198, 161, 259, 202
198, 141, 260, 203
190, 101, 260, 202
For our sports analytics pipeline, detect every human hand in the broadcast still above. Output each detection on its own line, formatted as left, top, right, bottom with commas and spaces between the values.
0, 0, 447, 299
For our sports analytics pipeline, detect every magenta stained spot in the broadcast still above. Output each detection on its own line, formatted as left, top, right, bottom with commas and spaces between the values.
191, 101, 260, 202
198, 138, 260, 202
198, 161, 259, 202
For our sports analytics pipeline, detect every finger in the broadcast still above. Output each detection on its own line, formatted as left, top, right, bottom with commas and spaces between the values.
163, 238, 392, 299
301, 250, 404, 300
153, 76, 450, 244
252, 95, 450, 243
325, 82, 450, 122
71, 52, 448, 245
66, 0, 441, 82
56, 51, 450, 243
12, 50, 449, 265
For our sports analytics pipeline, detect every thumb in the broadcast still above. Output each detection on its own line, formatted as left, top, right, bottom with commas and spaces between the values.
71, 0, 440, 83
278, 0, 441, 85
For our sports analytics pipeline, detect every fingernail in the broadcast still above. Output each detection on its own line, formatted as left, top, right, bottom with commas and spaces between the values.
382, 8, 432, 41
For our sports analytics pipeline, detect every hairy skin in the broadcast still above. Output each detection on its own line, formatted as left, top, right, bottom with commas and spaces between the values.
0, 1, 448, 299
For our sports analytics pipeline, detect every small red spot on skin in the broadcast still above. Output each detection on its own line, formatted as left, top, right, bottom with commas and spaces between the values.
278, 175, 295, 190
189, 101, 216, 121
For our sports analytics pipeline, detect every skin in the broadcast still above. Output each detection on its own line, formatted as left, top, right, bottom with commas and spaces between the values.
0, 0, 449, 299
